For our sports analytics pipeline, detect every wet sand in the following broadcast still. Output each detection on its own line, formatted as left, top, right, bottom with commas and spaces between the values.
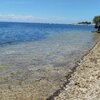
54, 39, 100, 100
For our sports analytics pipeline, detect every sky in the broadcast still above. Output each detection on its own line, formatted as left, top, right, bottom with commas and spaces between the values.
0, 0, 100, 24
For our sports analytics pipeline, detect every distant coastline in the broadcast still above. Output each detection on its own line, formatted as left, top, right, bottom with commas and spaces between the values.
78, 21, 94, 25
0, 21, 94, 26
78, 21, 91, 24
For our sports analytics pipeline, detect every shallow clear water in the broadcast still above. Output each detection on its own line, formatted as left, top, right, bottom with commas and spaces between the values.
0, 22, 100, 98
0, 22, 99, 74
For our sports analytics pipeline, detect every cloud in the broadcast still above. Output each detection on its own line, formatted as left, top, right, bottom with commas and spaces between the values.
0, 14, 78, 24
0, 14, 37, 22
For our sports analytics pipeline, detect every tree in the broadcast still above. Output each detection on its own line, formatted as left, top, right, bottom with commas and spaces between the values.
93, 16, 100, 32
78, 21, 91, 25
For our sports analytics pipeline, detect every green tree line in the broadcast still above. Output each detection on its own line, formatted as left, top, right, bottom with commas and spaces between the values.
93, 16, 100, 32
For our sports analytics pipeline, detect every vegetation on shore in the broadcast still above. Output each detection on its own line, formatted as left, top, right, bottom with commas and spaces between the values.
78, 21, 91, 25
93, 16, 100, 32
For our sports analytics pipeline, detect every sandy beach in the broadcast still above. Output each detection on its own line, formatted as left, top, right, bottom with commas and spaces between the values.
54, 38, 100, 100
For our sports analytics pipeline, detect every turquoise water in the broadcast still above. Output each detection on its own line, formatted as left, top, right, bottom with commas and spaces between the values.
0, 22, 99, 75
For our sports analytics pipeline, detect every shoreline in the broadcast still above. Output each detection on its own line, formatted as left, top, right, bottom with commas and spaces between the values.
47, 35, 100, 100
0, 41, 98, 100
53, 37, 100, 99
0, 32, 100, 100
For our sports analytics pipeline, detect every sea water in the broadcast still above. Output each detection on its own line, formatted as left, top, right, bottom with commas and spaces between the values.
0, 22, 99, 98
0, 22, 97, 71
